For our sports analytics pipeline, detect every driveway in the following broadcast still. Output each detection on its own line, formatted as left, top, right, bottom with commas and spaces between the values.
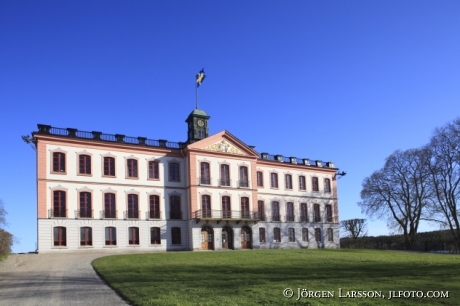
0, 252, 128, 306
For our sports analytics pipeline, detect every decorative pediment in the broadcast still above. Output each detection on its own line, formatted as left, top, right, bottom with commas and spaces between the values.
204, 139, 245, 155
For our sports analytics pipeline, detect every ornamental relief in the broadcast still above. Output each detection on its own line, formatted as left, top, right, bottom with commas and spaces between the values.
203, 140, 245, 155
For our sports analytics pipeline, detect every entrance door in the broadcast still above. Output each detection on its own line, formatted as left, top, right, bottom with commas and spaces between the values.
241, 226, 252, 249
222, 226, 233, 249
201, 226, 214, 250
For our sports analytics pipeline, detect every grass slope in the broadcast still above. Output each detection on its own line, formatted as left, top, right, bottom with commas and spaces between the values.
92, 249, 459, 305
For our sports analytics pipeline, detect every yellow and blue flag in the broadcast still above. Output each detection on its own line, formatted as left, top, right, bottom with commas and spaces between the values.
196, 69, 206, 88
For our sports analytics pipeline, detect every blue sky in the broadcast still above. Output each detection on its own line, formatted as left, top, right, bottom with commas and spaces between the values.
1, 1, 459, 253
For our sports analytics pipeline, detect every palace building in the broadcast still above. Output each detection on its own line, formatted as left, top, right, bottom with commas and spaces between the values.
33, 108, 340, 252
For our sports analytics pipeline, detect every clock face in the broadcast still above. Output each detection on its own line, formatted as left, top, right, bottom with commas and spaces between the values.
197, 119, 204, 127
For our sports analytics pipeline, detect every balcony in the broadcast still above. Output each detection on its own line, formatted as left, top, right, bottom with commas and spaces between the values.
198, 177, 211, 185
271, 214, 280, 222
48, 209, 67, 218
300, 215, 308, 222
170, 211, 182, 220
285, 215, 295, 222
326, 216, 333, 222
314, 215, 321, 222
148, 210, 161, 219
194, 209, 260, 224
237, 180, 250, 188
102, 210, 117, 219
76, 209, 93, 219
125, 210, 140, 219
218, 178, 231, 187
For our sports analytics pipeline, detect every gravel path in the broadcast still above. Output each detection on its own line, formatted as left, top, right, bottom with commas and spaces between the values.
0, 252, 129, 306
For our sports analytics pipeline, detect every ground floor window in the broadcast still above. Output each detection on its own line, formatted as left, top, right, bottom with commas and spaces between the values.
315, 228, 321, 242
274, 227, 281, 242
151, 227, 161, 244
327, 228, 334, 242
259, 228, 266, 243
302, 228, 308, 242
53, 227, 66, 246
172, 227, 181, 244
105, 227, 116, 245
129, 227, 139, 245
288, 228, 295, 242
80, 227, 92, 246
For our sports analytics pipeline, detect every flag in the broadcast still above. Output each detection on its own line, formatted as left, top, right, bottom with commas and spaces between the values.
196, 69, 206, 88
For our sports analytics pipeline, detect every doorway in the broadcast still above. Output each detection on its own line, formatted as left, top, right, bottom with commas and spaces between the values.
201, 226, 214, 250
241, 226, 252, 249
221, 226, 233, 250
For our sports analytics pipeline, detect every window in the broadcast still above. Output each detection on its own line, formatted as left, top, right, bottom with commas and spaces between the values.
326, 205, 333, 222
300, 203, 308, 222
286, 202, 294, 222
103, 157, 115, 176
257, 171, 263, 187
314, 204, 321, 222
274, 227, 281, 242
105, 227, 116, 245
148, 160, 159, 179
128, 227, 139, 245
239, 166, 249, 187
200, 162, 210, 184
127, 194, 139, 219
79, 192, 92, 218
315, 228, 321, 242
169, 163, 180, 181
270, 173, 278, 188
324, 178, 331, 193
53, 190, 66, 217
151, 227, 161, 244
285, 174, 293, 189
149, 195, 160, 219
220, 164, 230, 186
80, 227, 92, 246
312, 177, 319, 192
170, 195, 181, 219
172, 227, 181, 244
299, 176, 306, 191
241, 197, 249, 218
52, 152, 66, 173
104, 193, 116, 218
78, 154, 91, 175
272, 201, 280, 221
302, 228, 309, 242
202, 195, 211, 217
289, 228, 295, 242
259, 228, 266, 243
53, 227, 66, 246
328, 228, 334, 242
222, 196, 231, 218
127, 159, 138, 178
258, 200, 265, 221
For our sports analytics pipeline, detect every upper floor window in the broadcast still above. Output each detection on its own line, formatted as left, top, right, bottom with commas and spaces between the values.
53, 226, 66, 246
127, 194, 139, 219
104, 193, 116, 219
272, 201, 280, 221
80, 227, 92, 246
128, 227, 139, 245
169, 163, 180, 181
327, 228, 334, 242
52, 152, 66, 173
258, 200, 265, 221
315, 228, 321, 242
286, 202, 294, 222
285, 174, 293, 190
202, 195, 211, 217
151, 227, 161, 244
170, 195, 181, 219
300, 203, 308, 222
79, 192, 92, 218
220, 164, 230, 186
200, 162, 210, 184
274, 227, 281, 242
148, 161, 159, 179
241, 197, 249, 218
257, 171, 263, 187
222, 196, 231, 218
149, 195, 160, 219
127, 159, 138, 178
78, 154, 91, 175
53, 190, 66, 217
270, 173, 278, 188
172, 227, 181, 244
302, 228, 309, 242
314, 204, 321, 222
312, 177, 319, 192
299, 176, 306, 191
289, 228, 295, 242
104, 157, 115, 176
326, 204, 333, 222
105, 227, 116, 245
324, 178, 331, 193
259, 228, 266, 243
239, 166, 249, 187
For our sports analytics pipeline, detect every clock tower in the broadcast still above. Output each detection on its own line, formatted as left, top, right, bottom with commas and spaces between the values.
185, 108, 210, 144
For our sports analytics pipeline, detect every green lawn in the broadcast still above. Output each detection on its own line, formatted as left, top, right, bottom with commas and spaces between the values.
0, 254, 8, 262
92, 249, 460, 306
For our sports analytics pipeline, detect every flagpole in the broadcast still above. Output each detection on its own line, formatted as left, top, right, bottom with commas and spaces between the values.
195, 83, 198, 109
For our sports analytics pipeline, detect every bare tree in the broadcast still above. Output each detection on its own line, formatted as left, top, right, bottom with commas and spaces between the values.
0, 199, 7, 228
340, 219, 367, 239
0, 199, 13, 255
358, 148, 431, 250
426, 118, 460, 252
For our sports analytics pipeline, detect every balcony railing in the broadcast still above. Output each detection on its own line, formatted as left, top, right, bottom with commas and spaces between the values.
237, 180, 250, 188
314, 215, 321, 222
218, 179, 231, 187
285, 215, 295, 222
271, 214, 280, 222
194, 210, 260, 220
148, 210, 161, 219
77, 209, 93, 218
170, 211, 182, 220
125, 210, 140, 219
198, 177, 211, 185
49, 209, 67, 218
326, 216, 333, 222
102, 210, 117, 219
300, 215, 308, 222
259, 213, 266, 221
